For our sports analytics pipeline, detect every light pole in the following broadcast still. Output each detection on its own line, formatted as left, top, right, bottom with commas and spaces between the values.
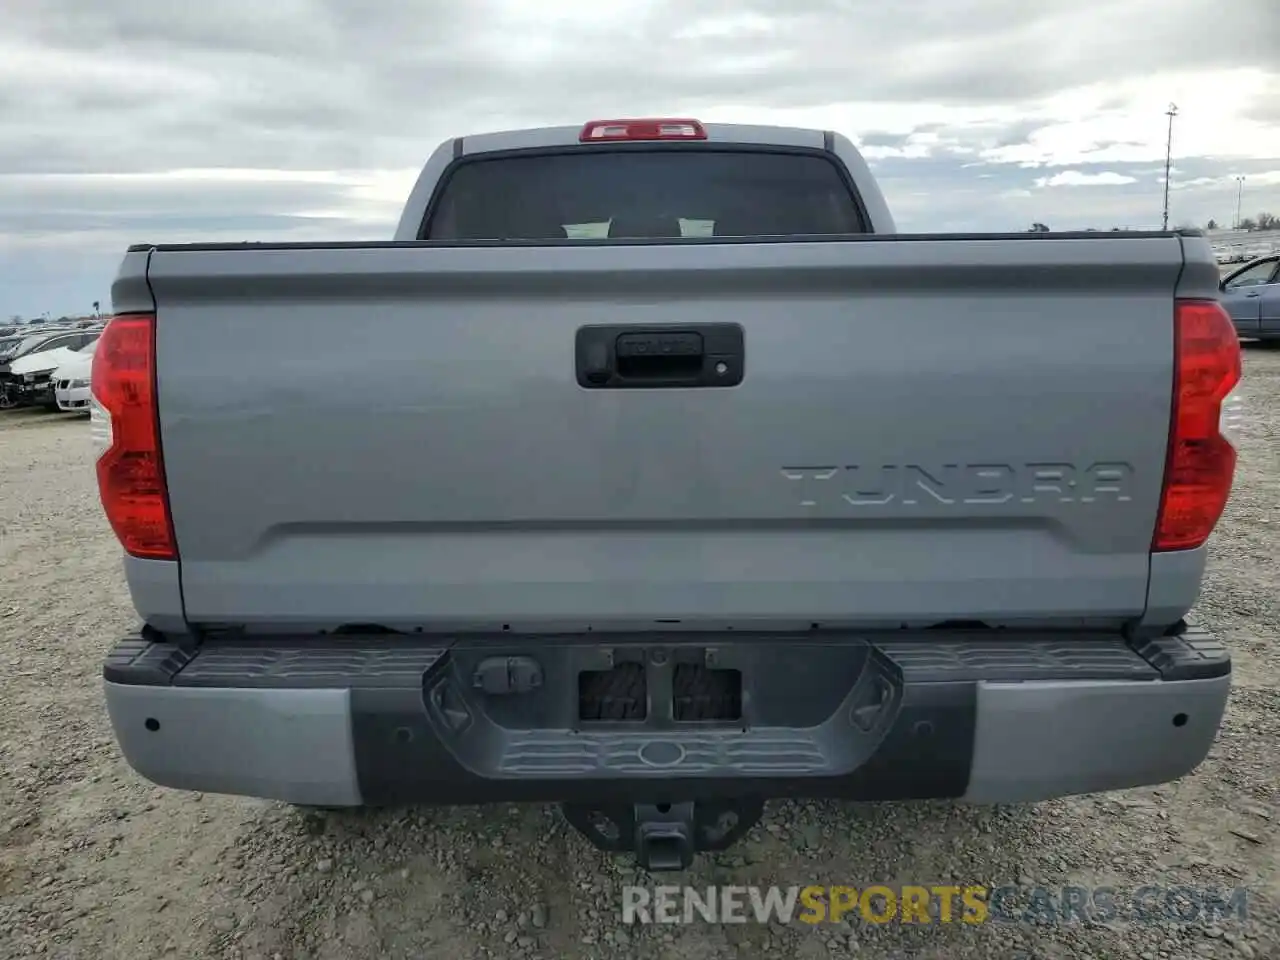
1161, 103, 1178, 231
1234, 176, 1245, 230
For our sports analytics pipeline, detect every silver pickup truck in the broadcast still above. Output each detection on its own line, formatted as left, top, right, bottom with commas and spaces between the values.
97, 118, 1242, 871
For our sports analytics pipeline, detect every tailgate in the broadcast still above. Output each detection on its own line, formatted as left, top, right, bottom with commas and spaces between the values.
148, 236, 1183, 631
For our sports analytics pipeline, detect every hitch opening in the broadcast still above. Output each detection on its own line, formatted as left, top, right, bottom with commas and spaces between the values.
561, 797, 764, 871
635, 803, 695, 872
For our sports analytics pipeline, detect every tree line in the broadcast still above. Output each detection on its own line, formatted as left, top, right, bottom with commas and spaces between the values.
1029, 213, 1277, 233
1205, 213, 1278, 232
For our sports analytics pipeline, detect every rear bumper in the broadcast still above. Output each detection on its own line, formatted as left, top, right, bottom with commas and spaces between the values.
103, 625, 1231, 808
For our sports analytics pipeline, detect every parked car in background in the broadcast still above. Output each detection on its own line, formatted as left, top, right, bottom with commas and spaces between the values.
0, 327, 83, 368
0, 328, 102, 408
52, 338, 99, 413
1220, 254, 1280, 341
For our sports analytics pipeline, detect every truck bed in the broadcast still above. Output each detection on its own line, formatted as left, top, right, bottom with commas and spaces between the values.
124, 232, 1211, 633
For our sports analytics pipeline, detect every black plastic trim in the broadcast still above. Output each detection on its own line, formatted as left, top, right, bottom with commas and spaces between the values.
576, 322, 744, 389
125, 229, 1187, 255
348, 677, 974, 807
103, 636, 447, 688
1129, 622, 1231, 681
103, 623, 1229, 688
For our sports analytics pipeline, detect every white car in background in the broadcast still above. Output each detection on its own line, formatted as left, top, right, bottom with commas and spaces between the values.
51, 338, 99, 413
6, 337, 97, 410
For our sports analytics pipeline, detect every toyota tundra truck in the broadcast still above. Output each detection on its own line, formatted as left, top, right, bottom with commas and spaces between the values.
97, 118, 1241, 872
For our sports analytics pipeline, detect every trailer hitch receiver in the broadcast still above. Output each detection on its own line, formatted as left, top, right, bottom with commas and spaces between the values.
561, 797, 764, 871
636, 803, 695, 871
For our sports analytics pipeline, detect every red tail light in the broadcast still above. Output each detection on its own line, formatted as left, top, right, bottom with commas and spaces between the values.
91, 312, 177, 560
579, 118, 707, 142
1153, 299, 1242, 551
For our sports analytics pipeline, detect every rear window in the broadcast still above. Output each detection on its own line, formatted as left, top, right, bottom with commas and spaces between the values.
423, 149, 865, 241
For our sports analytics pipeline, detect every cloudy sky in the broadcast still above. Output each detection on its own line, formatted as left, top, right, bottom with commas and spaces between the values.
3, 0, 1279, 317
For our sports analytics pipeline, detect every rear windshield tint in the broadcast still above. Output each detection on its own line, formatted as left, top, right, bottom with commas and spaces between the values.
423, 149, 866, 241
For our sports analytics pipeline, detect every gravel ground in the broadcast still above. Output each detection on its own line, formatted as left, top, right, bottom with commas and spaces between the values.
1, 348, 1277, 960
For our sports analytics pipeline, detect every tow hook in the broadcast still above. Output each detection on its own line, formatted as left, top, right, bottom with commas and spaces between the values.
561, 798, 764, 872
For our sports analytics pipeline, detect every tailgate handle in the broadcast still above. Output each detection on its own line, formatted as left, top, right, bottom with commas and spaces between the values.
576, 324, 744, 389
615, 332, 703, 380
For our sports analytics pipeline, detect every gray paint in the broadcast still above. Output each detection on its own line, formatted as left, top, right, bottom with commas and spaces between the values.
105, 681, 362, 806
963, 674, 1228, 802
122, 556, 186, 634
826, 130, 895, 234
109, 248, 155, 314
392, 136, 461, 242
1141, 548, 1206, 627
142, 233, 1189, 632
1176, 234, 1230, 300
